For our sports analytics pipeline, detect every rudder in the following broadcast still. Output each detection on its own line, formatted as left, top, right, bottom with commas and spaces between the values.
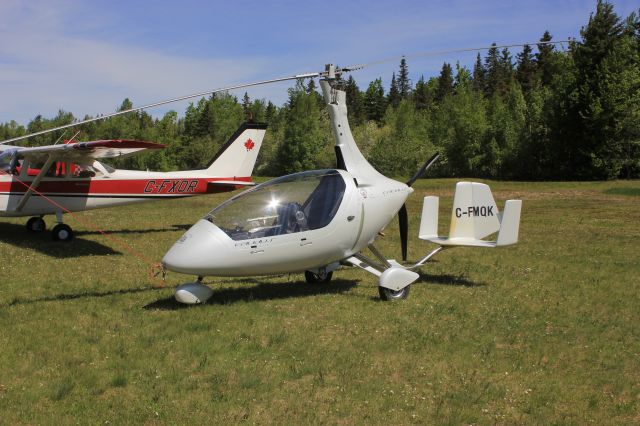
204, 123, 267, 177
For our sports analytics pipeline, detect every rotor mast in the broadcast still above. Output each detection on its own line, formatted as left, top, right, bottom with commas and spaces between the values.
320, 64, 386, 185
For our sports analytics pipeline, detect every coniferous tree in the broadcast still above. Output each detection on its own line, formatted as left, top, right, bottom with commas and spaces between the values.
536, 31, 556, 86
363, 78, 387, 122
398, 57, 412, 99
344, 75, 364, 126
241, 92, 251, 120
472, 53, 486, 93
484, 43, 500, 97
516, 44, 538, 95
496, 48, 515, 96
413, 75, 430, 110
566, 0, 639, 178
435, 62, 454, 101
388, 72, 400, 108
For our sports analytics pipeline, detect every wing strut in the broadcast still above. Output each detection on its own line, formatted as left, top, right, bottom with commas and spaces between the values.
14, 155, 54, 212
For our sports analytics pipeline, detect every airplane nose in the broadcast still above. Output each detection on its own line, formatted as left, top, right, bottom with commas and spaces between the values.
162, 219, 227, 275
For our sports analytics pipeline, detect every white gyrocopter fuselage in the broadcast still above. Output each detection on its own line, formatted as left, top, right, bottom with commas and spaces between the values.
162, 65, 522, 303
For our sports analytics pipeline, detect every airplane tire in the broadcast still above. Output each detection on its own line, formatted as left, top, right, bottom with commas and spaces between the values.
305, 270, 333, 284
52, 224, 74, 242
378, 285, 410, 301
26, 217, 46, 232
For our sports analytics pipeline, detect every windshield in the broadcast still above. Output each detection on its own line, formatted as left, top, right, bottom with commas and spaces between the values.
206, 170, 347, 241
0, 149, 18, 173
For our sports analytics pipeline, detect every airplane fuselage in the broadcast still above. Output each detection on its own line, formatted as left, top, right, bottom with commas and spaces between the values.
0, 169, 250, 217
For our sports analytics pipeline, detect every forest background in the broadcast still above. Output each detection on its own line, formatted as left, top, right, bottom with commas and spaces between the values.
2, 1, 638, 181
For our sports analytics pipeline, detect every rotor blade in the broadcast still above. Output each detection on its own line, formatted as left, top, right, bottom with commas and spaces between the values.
0, 72, 321, 145
399, 204, 409, 262
3, 39, 571, 146
406, 152, 440, 188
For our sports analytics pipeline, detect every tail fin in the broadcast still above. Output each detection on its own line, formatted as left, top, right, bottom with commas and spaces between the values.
419, 182, 522, 247
203, 123, 267, 177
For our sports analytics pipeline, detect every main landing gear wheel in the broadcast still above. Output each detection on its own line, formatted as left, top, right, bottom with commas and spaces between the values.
305, 269, 333, 284
378, 285, 411, 301
52, 224, 74, 242
26, 217, 46, 233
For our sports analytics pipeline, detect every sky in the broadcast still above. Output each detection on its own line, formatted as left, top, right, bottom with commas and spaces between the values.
1, 0, 638, 126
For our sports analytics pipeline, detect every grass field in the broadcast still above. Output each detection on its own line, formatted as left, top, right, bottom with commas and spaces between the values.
0, 179, 638, 424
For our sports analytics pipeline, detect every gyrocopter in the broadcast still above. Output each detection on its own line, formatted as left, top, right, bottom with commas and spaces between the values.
162, 64, 523, 303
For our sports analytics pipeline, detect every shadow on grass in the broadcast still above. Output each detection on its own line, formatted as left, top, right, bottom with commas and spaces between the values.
417, 273, 487, 287
76, 224, 186, 237
0, 222, 121, 257
143, 279, 359, 310
4, 285, 166, 307
171, 224, 193, 230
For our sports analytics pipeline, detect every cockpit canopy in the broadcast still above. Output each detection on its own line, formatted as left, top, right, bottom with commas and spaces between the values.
206, 170, 347, 241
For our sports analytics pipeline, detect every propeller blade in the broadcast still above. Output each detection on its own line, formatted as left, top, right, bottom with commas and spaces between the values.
406, 152, 440, 188
399, 203, 409, 262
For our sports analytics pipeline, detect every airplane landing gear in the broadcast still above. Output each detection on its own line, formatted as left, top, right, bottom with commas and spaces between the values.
305, 268, 333, 284
378, 285, 410, 301
26, 216, 46, 232
50, 211, 73, 242
175, 279, 214, 304
52, 223, 74, 242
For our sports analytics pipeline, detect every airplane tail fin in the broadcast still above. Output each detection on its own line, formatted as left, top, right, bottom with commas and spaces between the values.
419, 182, 522, 247
203, 123, 267, 177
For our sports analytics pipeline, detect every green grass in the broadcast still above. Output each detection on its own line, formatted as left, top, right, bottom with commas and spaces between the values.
0, 179, 639, 424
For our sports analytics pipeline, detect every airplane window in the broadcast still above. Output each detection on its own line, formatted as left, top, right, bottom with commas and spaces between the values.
207, 170, 346, 241
0, 152, 12, 172
71, 164, 97, 178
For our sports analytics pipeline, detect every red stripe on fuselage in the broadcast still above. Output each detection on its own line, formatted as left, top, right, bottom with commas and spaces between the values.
0, 177, 252, 195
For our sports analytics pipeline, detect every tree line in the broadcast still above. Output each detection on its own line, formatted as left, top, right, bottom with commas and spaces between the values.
2, 1, 638, 180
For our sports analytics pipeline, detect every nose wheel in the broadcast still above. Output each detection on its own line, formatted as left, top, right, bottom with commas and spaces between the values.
305, 269, 333, 284
378, 285, 411, 301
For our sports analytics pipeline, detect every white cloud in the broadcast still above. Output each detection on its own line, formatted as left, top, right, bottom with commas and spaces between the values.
0, 1, 281, 124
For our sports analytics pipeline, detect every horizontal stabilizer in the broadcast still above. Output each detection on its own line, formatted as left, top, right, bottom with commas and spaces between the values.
418, 182, 522, 248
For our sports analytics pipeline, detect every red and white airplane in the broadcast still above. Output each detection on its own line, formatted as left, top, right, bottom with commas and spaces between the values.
0, 123, 266, 241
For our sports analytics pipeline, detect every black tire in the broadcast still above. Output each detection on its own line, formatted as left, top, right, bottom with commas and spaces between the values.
26, 217, 46, 233
378, 285, 410, 301
305, 270, 333, 284
52, 224, 74, 242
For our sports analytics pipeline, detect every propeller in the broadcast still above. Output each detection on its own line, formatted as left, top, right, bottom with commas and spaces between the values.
398, 152, 440, 261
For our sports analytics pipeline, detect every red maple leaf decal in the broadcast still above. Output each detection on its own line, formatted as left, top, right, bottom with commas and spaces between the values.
244, 138, 255, 151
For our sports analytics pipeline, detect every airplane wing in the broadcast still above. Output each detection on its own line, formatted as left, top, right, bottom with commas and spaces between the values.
2, 140, 165, 213
13, 140, 166, 163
